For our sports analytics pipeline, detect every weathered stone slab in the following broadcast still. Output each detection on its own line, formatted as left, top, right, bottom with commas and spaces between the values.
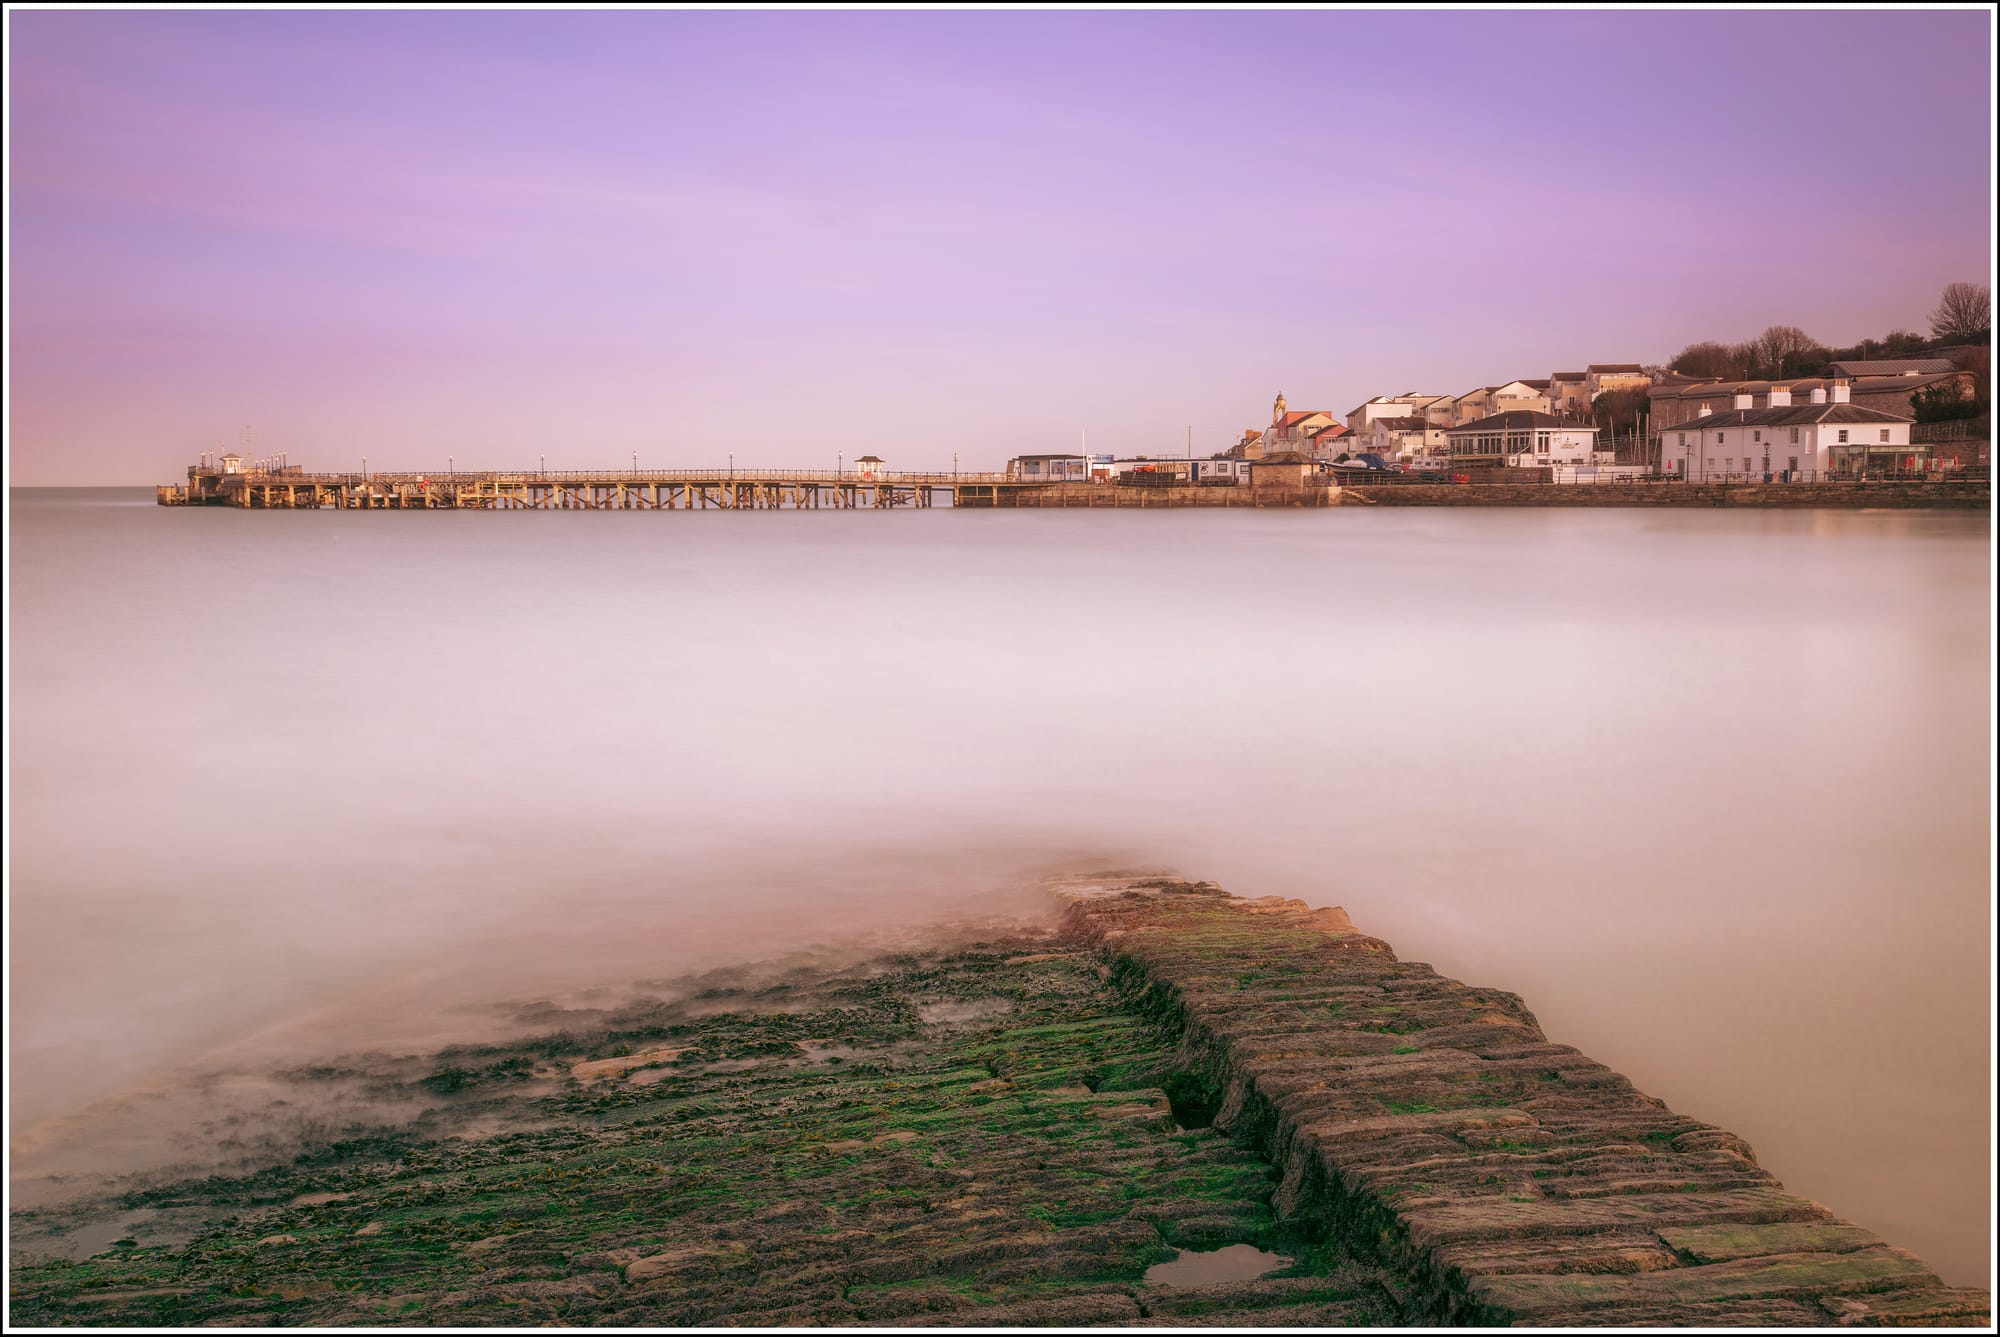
1660, 1221, 1886, 1264
1052, 879, 1989, 1328
1469, 1246, 1938, 1318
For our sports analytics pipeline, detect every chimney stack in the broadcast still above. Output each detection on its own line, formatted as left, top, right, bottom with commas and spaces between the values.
1809, 386, 1827, 404
1829, 380, 1851, 404
1732, 392, 1754, 410
1765, 385, 1792, 407
1697, 405, 1713, 417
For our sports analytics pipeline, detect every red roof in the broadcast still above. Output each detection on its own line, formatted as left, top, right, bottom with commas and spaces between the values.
1278, 410, 1328, 427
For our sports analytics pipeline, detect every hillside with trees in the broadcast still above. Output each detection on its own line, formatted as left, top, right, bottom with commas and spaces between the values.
1654, 282, 1989, 425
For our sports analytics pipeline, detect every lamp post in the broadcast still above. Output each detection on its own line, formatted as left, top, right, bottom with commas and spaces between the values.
632, 451, 638, 474
362, 455, 368, 479
729, 450, 734, 480
953, 452, 958, 480
449, 454, 454, 478
837, 453, 843, 475
539, 454, 546, 476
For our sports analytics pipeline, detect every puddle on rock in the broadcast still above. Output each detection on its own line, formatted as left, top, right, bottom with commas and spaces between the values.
1143, 1243, 1292, 1288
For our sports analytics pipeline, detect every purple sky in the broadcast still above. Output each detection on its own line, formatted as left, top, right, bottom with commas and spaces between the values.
7, 9, 1992, 483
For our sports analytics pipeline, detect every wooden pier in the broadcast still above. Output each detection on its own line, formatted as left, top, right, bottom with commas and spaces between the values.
155, 466, 1071, 511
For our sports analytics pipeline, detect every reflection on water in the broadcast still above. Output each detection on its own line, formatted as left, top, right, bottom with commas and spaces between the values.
1145, 1243, 1290, 1288
6, 489, 1990, 1284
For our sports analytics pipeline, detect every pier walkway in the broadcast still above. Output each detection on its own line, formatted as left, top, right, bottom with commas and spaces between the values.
156, 467, 1056, 511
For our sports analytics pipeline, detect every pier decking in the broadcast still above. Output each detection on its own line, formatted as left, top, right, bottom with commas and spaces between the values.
156, 467, 1057, 511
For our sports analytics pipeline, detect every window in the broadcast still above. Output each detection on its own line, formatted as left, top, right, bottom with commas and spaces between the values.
1879, 429, 1890, 442
1716, 433, 1725, 444
1752, 430, 1761, 443
1789, 427, 1799, 443
1678, 433, 1687, 447
1837, 430, 1849, 444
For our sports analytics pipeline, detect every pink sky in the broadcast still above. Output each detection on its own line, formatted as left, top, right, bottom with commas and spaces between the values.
7, 9, 1992, 484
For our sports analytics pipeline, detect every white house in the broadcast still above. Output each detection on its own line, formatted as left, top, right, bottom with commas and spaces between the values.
1358, 415, 1448, 463
1005, 453, 1089, 480
1444, 410, 1598, 467
1345, 392, 1453, 436
1657, 383, 1917, 480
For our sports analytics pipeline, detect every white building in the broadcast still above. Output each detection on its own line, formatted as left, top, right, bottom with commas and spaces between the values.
1444, 410, 1598, 467
1345, 392, 1453, 437
1112, 457, 1249, 483
1657, 383, 1916, 480
1005, 453, 1089, 480
1357, 415, 1448, 463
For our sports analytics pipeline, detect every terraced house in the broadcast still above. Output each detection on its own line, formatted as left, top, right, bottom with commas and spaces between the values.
1647, 369, 1975, 432
1657, 383, 1917, 480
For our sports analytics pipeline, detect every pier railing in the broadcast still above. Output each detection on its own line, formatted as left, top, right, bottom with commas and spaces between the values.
209, 468, 1022, 485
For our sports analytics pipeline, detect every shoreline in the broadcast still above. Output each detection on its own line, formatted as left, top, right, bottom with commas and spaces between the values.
10, 877, 1987, 1327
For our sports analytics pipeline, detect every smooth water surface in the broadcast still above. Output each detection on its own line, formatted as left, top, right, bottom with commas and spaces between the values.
8, 489, 1991, 1283
1144, 1243, 1290, 1288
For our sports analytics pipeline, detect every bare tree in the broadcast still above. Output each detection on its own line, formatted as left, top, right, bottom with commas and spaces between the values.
1670, 341, 1749, 379
1928, 282, 1991, 342
1752, 325, 1825, 379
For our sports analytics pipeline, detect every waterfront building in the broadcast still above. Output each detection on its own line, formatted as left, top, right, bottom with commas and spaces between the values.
1113, 456, 1248, 483
1657, 383, 1917, 479
853, 455, 886, 481
1444, 410, 1599, 467
1357, 415, 1448, 463
1262, 391, 1347, 459
1005, 453, 1090, 480
1647, 371, 1975, 432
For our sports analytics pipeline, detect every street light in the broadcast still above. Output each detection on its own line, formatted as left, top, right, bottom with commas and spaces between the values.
953, 452, 958, 480
540, 454, 546, 476
729, 450, 734, 480
449, 454, 454, 478
632, 451, 638, 473
362, 455, 368, 479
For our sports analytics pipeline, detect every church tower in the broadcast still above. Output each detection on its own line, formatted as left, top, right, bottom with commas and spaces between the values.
1272, 391, 1287, 426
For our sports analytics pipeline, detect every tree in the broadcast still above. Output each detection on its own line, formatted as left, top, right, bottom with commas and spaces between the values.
1910, 379, 1989, 424
1752, 325, 1826, 379
1669, 341, 1749, 379
1590, 387, 1648, 437
1928, 282, 1990, 342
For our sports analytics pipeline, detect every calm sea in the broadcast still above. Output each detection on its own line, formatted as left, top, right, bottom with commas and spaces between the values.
7, 487, 1992, 1283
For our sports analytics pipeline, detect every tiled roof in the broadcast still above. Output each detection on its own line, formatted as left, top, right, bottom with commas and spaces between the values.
1587, 363, 1644, 373
1825, 358, 1957, 376
1668, 403, 1911, 429
1650, 374, 1959, 400
1550, 371, 1586, 381
1445, 410, 1598, 434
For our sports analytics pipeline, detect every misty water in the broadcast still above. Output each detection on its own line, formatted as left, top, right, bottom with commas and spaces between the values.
8, 488, 1991, 1284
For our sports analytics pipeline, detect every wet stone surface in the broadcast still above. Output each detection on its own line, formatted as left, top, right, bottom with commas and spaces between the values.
7, 938, 1394, 1327
11, 879, 1986, 1329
